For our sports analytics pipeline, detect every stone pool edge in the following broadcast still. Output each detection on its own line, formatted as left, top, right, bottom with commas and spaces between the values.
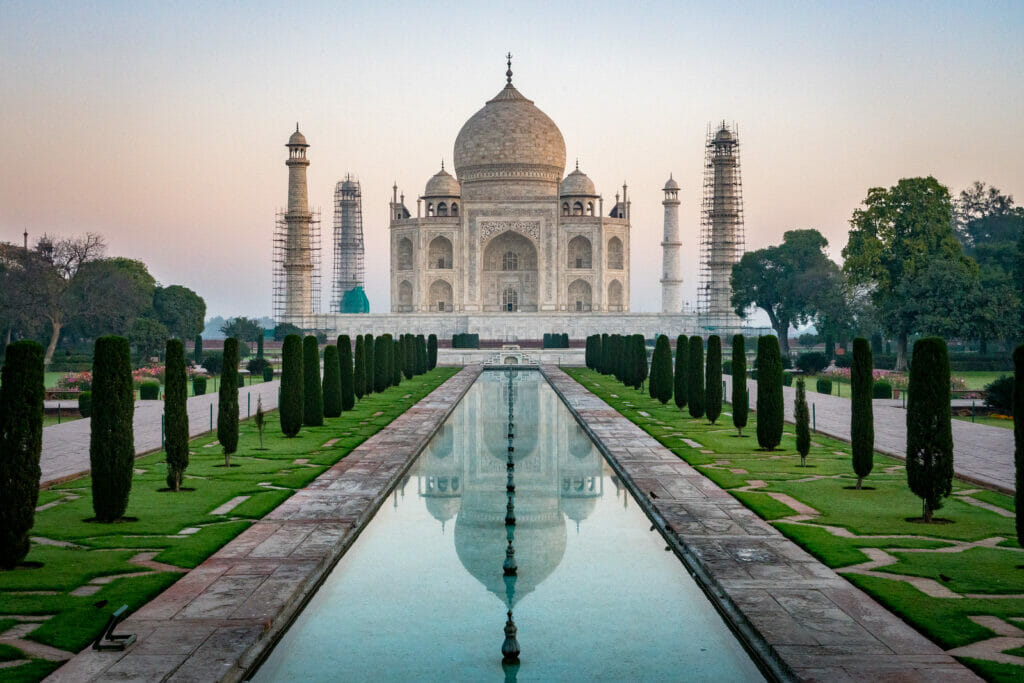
47, 365, 483, 683
541, 365, 977, 683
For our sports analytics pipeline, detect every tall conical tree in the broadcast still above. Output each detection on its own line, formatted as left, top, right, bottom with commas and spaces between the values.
600, 333, 610, 374
634, 335, 648, 391
364, 334, 375, 394
339, 335, 355, 411
374, 335, 388, 393
732, 334, 748, 437
416, 334, 428, 375
257, 332, 264, 359
795, 377, 810, 466
688, 336, 704, 419
851, 337, 875, 488
651, 335, 673, 404
0, 340, 44, 567
279, 334, 303, 437
218, 337, 240, 465
353, 335, 366, 400
403, 335, 415, 379
756, 335, 784, 451
164, 339, 189, 491
302, 336, 324, 426
1014, 343, 1023, 547
705, 335, 722, 424
428, 334, 438, 370
392, 337, 403, 387
674, 335, 688, 411
322, 344, 342, 418
193, 334, 203, 365
906, 337, 953, 522
90, 336, 135, 521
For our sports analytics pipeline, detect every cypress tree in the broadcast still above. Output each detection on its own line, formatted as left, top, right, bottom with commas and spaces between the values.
392, 337, 403, 386
353, 335, 366, 400
303, 335, 324, 425
795, 377, 810, 466
339, 335, 355, 411
280, 334, 303, 437
906, 337, 953, 522
90, 336, 134, 522
1014, 344, 1023, 547
428, 334, 438, 370
364, 334, 375, 394
600, 333, 610, 374
851, 337, 875, 488
688, 336, 704, 419
374, 335, 388, 393
417, 334, 428, 375
634, 335, 648, 391
674, 335, 688, 411
0, 340, 44, 567
616, 335, 627, 383
584, 335, 593, 369
732, 334, 748, 437
257, 332, 264, 359
647, 337, 658, 397
218, 338, 239, 465
756, 335, 784, 451
651, 335, 673, 404
401, 335, 413, 379
193, 334, 203, 364
164, 339, 189, 491
706, 335, 722, 424
322, 344, 342, 418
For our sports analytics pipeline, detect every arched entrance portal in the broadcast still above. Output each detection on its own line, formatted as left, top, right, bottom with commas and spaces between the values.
482, 231, 539, 312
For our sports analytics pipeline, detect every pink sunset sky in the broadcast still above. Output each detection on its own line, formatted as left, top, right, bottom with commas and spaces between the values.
2, 1, 1022, 319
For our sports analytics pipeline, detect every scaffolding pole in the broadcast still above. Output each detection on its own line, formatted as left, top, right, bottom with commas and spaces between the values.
272, 208, 321, 324
330, 175, 367, 313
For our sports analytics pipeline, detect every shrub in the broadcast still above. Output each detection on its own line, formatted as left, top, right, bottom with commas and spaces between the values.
851, 338, 874, 489
782, 372, 793, 387
280, 335, 303, 437
218, 338, 239, 465
796, 352, 829, 375
139, 381, 160, 400
193, 335, 203, 364
246, 357, 270, 375
262, 365, 274, 382
906, 337, 953, 522
674, 336, 688, 411
816, 378, 832, 395
201, 351, 223, 375
322, 344, 342, 418
1014, 344, 1022, 547
0, 340, 45, 568
164, 339, 189, 491
428, 334, 438, 370
192, 375, 207, 396
834, 355, 852, 369
650, 335, 672, 404
339, 335, 355, 411
78, 390, 93, 417
303, 336, 324, 425
417, 335, 428, 376
756, 336, 783, 451
353, 336, 366, 400
89, 336, 134, 522
687, 336, 704, 419
705, 335, 722, 424
872, 381, 893, 399
452, 333, 479, 349
722, 361, 732, 375
732, 334, 748, 437
983, 375, 1014, 414
794, 378, 810, 466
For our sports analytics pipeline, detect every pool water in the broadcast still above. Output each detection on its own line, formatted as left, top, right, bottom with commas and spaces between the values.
253, 370, 764, 681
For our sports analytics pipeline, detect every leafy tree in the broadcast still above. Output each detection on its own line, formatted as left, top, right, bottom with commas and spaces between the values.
428, 334, 438, 370
353, 335, 366, 400
339, 335, 355, 411
794, 378, 810, 466
0, 340, 44, 567
280, 335, 303, 437
906, 337, 953, 522
201, 351, 223, 375
843, 177, 975, 370
164, 339, 189, 491
152, 285, 206, 340
688, 336, 704, 419
796, 352, 828, 375
273, 322, 302, 341
218, 338, 239, 465
322, 344, 342, 418
1014, 344, 1023, 546
66, 257, 156, 340
221, 317, 262, 357
731, 229, 843, 354
673, 335, 688, 411
756, 335, 784, 451
7, 248, 70, 365
705, 335, 722, 424
732, 335, 748, 436
129, 317, 169, 361
649, 335, 671, 404
851, 338, 874, 489
193, 334, 203, 364
303, 336, 324, 425
89, 336, 134, 521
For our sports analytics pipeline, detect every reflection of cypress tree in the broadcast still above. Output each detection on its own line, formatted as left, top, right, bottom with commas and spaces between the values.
851, 338, 874, 488
0, 340, 44, 567
218, 338, 240, 464
906, 337, 953, 522
688, 336, 704, 419
1014, 344, 1023, 547
731, 335, 748, 437
280, 335, 303, 436
674, 335, 688, 411
705, 335, 722, 424
756, 335, 783, 451
303, 336, 324, 426
322, 344, 342, 418
164, 339, 189, 490
353, 336, 366, 400
339, 335, 355, 411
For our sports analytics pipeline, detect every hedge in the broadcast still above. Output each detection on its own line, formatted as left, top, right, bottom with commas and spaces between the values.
164, 339, 189, 491
452, 333, 479, 349
89, 336, 134, 522
78, 390, 93, 417
816, 378, 832, 395
262, 366, 274, 382
872, 381, 893, 399
280, 335, 303, 437
192, 376, 207, 396
139, 381, 160, 400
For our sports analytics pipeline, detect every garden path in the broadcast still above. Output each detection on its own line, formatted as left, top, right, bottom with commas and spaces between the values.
39, 381, 280, 487
738, 379, 1015, 494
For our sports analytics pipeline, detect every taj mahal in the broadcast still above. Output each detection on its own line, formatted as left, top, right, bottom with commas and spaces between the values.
276, 57, 751, 343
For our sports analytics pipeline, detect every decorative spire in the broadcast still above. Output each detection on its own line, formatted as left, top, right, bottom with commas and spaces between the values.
296, 122, 299, 132
506, 52, 513, 84
575, 158, 579, 172
441, 159, 445, 171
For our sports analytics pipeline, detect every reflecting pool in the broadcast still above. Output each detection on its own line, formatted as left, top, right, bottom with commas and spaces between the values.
254, 370, 764, 681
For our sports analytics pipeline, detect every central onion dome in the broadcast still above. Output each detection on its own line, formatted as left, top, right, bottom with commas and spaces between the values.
453, 79, 566, 189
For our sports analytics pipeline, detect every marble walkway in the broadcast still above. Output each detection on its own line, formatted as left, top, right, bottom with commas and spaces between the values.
40, 381, 281, 487
47, 366, 481, 683
545, 366, 977, 682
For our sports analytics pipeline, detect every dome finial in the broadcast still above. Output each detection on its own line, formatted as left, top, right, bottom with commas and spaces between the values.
296, 122, 299, 132
575, 158, 579, 171
506, 52, 513, 84
441, 159, 445, 171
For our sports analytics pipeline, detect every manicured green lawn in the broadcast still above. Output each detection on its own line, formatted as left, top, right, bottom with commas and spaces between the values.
0, 368, 457, 681
565, 367, 1023, 681
954, 415, 1014, 429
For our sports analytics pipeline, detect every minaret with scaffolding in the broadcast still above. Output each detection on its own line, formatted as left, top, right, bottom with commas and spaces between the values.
331, 174, 369, 313
699, 122, 745, 329
273, 125, 320, 324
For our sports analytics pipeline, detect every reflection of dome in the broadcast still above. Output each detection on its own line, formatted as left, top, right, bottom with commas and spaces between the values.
560, 496, 597, 524
425, 495, 461, 524
560, 167, 596, 196
424, 167, 460, 197
453, 82, 566, 186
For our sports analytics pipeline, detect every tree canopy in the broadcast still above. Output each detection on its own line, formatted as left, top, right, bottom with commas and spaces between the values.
152, 285, 206, 340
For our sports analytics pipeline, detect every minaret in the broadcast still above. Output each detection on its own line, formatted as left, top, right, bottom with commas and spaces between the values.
660, 174, 682, 313
284, 124, 314, 322
700, 122, 745, 328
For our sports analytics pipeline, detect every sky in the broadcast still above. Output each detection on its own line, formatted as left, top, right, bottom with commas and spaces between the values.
2, 1, 1022, 319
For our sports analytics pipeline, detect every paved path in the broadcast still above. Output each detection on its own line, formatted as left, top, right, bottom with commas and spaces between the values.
732, 379, 1015, 494
40, 382, 281, 487
49, 367, 480, 683
547, 366, 977, 682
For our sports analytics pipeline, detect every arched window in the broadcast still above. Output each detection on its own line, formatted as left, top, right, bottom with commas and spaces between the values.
503, 287, 519, 312
451, 202, 459, 217
429, 279, 453, 312
587, 202, 594, 216
607, 237, 624, 270
502, 251, 519, 271
437, 202, 448, 217
568, 279, 592, 312
608, 279, 623, 311
562, 202, 570, 216
426, 203, 434, 217
428, 236, 453, 269
567, 235, 592, 269
397, 237, 414, 270
572, 201, 584, 216
398, 280, 413, 311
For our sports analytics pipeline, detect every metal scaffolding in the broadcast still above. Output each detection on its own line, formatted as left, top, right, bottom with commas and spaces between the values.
272, 208, 321, 324
699, 121, 745, 331
330, 175, 368, 313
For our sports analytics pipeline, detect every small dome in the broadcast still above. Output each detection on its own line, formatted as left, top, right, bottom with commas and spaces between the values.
560, 168, 596, 196
424, 167, 460, 197
663, 175, 679, 191
288, 125, 308, 147
714, 126, 734, 142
